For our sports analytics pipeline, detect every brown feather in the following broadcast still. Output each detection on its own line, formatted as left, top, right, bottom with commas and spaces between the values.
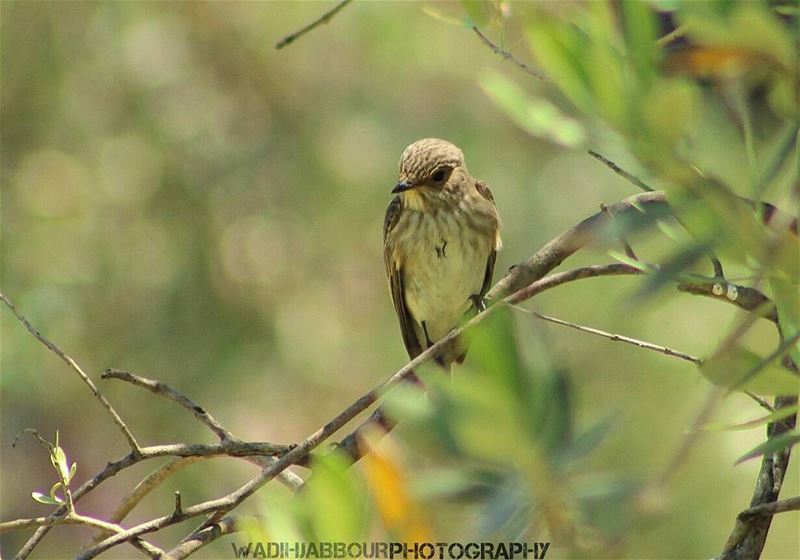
475, 180, 498, 305
384, 196, 424, 358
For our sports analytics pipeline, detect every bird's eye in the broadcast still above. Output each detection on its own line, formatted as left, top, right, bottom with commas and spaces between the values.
431, 167, 448, 183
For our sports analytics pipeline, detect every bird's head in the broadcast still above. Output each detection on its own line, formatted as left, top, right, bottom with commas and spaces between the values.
393, 138, 467, 196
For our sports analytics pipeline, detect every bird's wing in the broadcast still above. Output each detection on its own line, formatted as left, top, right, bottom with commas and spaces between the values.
475, 180, 499, 300
384, 196, 424, 359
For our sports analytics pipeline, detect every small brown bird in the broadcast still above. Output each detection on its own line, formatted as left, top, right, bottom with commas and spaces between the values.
383, 138, 501, 366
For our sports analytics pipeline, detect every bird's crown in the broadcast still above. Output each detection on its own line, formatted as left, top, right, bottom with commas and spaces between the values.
398, 138, 465, 182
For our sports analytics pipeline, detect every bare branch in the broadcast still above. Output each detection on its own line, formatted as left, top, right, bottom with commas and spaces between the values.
745, 392, 775, 412
738, 496, 800, 519
511, 305, 702, 365
1, 513, 163, 558
164, 517, 239, 560
1, 514, 121, 535
488, 191, 669, 299
9, 184, 796, 558
0, 291, 140, 452
587, 150, 655, 192
102, 368, 304, 489
718, 396, 797, 560
275, 0, 352, 50
172, 492, 183, 518
472, 26, 546, 80
103, 369, 233, 441
677, 281, 778, 324
506, 263, 641, 304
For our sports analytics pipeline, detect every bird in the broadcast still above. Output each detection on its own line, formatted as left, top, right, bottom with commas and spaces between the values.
383, 138, 501, 367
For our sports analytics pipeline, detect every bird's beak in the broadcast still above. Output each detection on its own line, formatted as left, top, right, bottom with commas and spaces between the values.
392, 180, 415, 194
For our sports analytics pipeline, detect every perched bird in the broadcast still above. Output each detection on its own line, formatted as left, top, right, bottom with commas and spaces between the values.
383, 138, 501, 366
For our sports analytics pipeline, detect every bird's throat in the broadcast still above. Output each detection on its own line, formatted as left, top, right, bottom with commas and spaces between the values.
401, 189, 430, 212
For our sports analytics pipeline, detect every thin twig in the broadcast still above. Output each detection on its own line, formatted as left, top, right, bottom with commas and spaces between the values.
0, 291, 141, 452
745, 392, 775, 412
506, 263, 642, 303
275, 0, 352, 49
1, 514, 123, 535
738, 496, 800, 519
172, 492, 183, 518
587, 151, 798, 235
511, 305, 703, 365
587, 150, 655, 192
472, 26, 546, 80
102, 368, 304, 489
103, 369, 233, 441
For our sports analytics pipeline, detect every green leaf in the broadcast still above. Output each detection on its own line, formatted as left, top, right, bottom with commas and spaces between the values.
735, 429, 800, 464
51, 446, 70, 483
771, 278, 800, 365
532, 368, 573, 453
559, 412, 618, 463
527, 14, 593, 112
466, 306, 525, 391
699, 343, 800, 395
635, 242, 711, 299
32, 491, 60, 505
383, 383, 433, 424
421, 7, 464, 27
641, 79, 700, 148
621, 0, 659, 88
304, 451, 368, 541
752, 121, 797, 196
607, 250, 650, 273
410, 468, 493, 501
476, 474, 532, 538
702, 404, 799, 431
460, 0, 492, 27
479, 70, 586, 147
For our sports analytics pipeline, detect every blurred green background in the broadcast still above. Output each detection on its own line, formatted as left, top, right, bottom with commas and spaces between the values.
1, 1, 796, 558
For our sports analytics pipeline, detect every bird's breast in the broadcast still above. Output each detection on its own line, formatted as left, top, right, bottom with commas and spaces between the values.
392, 206, 495, 342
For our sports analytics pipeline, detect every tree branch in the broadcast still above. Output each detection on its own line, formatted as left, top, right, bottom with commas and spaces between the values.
487, 190, 669, 299
718, 395, 797, 560
738, 496, 800, 519
0, 291, 140, 452
588, 150, 654, 192
164, 516, 239, 560
275, 0, 353, 50
472, 26, 546, 80
103, 369, 233, 441
511, 305, 703, 365
677, 281, 778, 324
8, 185, 796, 558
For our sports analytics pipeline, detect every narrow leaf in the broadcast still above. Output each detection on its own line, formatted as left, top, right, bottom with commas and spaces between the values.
735, 430, 800, 464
